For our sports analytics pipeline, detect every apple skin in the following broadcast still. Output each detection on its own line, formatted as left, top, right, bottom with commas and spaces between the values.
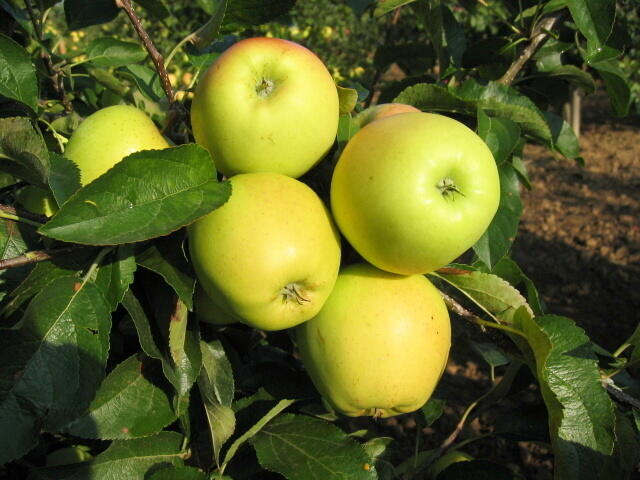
296, 263, 450, 417
331, 112, 500, 275
194, 285, 238, 326
355, 103, 420, 127
64, 105, 169, 185
191, 37, 339, 178
17, 186, 58, 217
188, 172, 341, 331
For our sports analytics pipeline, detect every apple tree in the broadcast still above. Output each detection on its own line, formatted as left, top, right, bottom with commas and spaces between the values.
0, 1, 638, 479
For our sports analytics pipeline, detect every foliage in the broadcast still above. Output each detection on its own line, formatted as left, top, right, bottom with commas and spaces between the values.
0, 0, 638, 479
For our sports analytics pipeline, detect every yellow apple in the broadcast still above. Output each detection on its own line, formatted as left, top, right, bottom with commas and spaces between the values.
64, 105, 169, 185
331, 112, 500, 275
188, 172, 341, 331
355, 102, 420, 127
296, 263, 451, 417
191, 37, 339, 178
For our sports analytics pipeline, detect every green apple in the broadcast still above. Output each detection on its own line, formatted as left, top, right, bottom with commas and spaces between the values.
188, 172, 341, 331
17, 186, 58, 217
430, 450, 474, 478
296, 263, 450, 417
331, 112, 500, 275
64, 105, 169, 185
191, 37, 339, 178
194, 285, 237, 326
355, 102, 420, 128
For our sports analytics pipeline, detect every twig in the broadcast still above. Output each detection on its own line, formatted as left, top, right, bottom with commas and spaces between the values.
601, 378, 640, 409
116, 0, 175, 104
0, 204, 47, 226
25, 0, 72, 112
440, 291, 527, 339
498, 13, 563, 86
0, 247, 80, 270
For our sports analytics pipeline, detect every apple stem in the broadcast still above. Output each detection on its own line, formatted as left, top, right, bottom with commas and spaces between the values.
256, 78, 275, 97
437, 178, 465, 201
281, 283, 310, 305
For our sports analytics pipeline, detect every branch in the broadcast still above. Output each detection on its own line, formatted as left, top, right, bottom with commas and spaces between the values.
116, 0, 175, 104
0, 204, 47, 226
601, 378, 640, 410
25, 0, 72, 112
498, 13, 563, 86
0, 246, 81, 270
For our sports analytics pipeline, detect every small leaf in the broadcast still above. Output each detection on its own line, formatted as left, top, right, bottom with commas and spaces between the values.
199, 340, 234, 407
537, 65, 596, 93
543, 111, 581, 160
65, 354, 176, 440
434, 268, 532, 325
122, 289, 163, 360
221, 0, 296, 33
0, 218, 39, 309
133, 0, 171, 19
337, 85, 359, 115
136, 231, 195, 311
39, 144, 231, 245
0, 33, 38, 111
599, 408, 640, 479
513, 312, 616, 480
0, 117, 49, 187
64, 0, 120, 30
483, 257, 544, 316
192, 0, 228, 49
337, 113, 360, 153
473, 163, 523, 268
477, 109, 521, 164
374, 0, 417, 17
31, 431, 185, 479
566, 0, 615, 53
0, 277, 111, 464
87, 37, 147, 68
251, 414, 377, 480
420, 397, 445, 426
94, 245, 137, 311
48, 153, 81, 207
470, 341, 510, 368
590, 59, 631, 117
118, 65, 165, 102
149, 466, 209, 480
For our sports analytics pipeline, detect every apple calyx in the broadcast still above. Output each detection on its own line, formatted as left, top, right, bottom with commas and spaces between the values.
437, 177, 465, 201
256, 78, 275, 97
281, 283, 310, 305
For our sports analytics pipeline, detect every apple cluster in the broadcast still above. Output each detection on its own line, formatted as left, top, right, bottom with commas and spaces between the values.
25, 37, 500, 419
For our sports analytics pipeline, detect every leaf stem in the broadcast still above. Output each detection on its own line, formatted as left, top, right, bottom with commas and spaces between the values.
116, 0, 175, 104
0, 210, 43, 228
80, 247, 113, 286
439, 291, 528, 339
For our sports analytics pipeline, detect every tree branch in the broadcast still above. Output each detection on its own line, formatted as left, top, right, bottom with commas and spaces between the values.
116, 0, 175, 104
0, 204, 47, 225
498, 13, 563, 86
0, 247, 81, 270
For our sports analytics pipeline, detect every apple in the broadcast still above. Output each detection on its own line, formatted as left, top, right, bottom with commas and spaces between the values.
64, 105, 170, 185
188, 172, 341, 331
191, 37, 339, 178
331, 112, 500, 275
430, 450, 474, 478
296, 263, 450, 417
17, 186, 58, 217
194, 285, 237, 326
355, 102, 420, 128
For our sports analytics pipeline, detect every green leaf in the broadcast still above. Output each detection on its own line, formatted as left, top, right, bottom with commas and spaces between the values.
251, 414, 377, 479
374, 0, 417, 17
136, 231, 196, 311
0, 34, 38, 111
473, 163, 523, 268
438, 459, 515, 479
599, 408, 640, 479
420, 397, 445, 426
199, 340, 234, 407
483, 257, 544, 316
537, 65, 596, 93
94, 245, 137, 311
348, 0, 375, 16
0, 277, 111, 464
470, 341, 510, 368
221, 0, 296, 33
0, 218, 39, 309
118, 64, 165, 102
192, 0, 228, 49
513, 313, 616, 480
394, 83, 468, 113
434, 268, 532, 325
48, 152, 81, 207
566, 0, 615, 53
421, 1, 466, 73
122, 289, 163, 360
337, 85, 359, 115
65, 354, 176, 440
543, 111, 581, 160
477, 109, 521, 164
64, 0, 120, 30
222, 398, 294, 466
31, 431, 185, 479
0, 117, 49, 187
590, 60, 631, 117
148, 466, 209, 479
86, 37, 147, 68
337, 113, 360, 153
133, 0, 171, 19
39, 144, 231, 245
